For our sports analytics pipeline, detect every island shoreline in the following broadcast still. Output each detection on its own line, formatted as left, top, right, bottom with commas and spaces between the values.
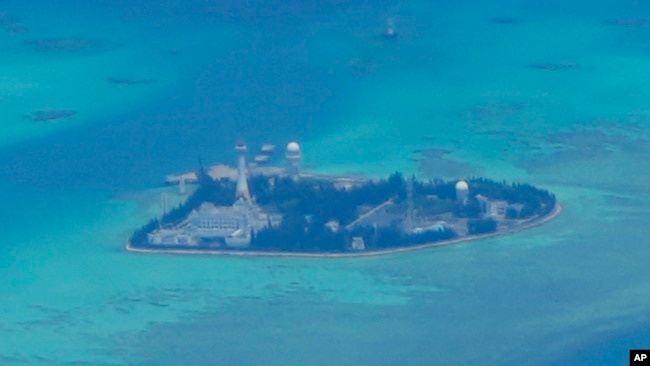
124, 203, 562, 258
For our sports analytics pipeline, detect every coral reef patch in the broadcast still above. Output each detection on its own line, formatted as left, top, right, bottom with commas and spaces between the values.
107, 77, 156, 87
24, 110, 77, 122
24, 38, 97, 53
527, 62, 579, 71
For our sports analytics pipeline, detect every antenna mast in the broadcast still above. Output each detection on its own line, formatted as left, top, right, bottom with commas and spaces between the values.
406, 176, 414, 234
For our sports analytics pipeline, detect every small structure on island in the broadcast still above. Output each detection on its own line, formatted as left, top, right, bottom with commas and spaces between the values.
351, 236, 366, 251
254, 154, 271, 164
455, 180, 469, 204
325, 219, 340, 232
261, 144, 276, 154
285, 141, 302, 178
149, 229, 196, 246
476, 194, 508, 220
413, 221, 448, 234
165, 172, 199, 185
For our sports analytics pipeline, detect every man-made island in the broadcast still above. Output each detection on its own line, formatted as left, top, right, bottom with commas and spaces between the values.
127, 141, 559, 257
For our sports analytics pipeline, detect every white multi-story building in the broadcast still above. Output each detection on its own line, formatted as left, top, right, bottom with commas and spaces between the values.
148, 142, 273, 248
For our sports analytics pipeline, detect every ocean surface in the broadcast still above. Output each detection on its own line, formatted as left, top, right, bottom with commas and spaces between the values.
1, 0, 649, 364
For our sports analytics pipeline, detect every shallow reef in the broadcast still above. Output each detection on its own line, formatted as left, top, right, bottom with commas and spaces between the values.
24, 110, 77, 122
24, 38, 96, 52
348, 58, 380, 77
107, 77, 156, 87
527, 62, 579, 71
418, 148, 482, 178
603, 18, 650, 27
491, 16, 521, 24
517, 127, 650, 172
0, 12, 26, 34
465, 102, 526, 121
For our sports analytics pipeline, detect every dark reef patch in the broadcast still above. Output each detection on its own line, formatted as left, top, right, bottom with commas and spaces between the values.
527, 62, 579, 71
0, 12, 26, 34
418, 148, 482, 179
519, 130, 615, 170
107, 77, 156, 87
517, 128, 650, 173
24, 38, 98, 53
0, 353, 29, 364
463, 102, 526, 123
603, 18, 650, 27
349, 58, 381, 77
24, 110, 77, 122
476, 130, 517, 137
491, 17, 521, 25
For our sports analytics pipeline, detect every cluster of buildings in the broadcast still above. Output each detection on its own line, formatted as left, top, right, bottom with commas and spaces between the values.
148, 141, 302, 248
455, 180, 516, 220
148, 141, 519, 250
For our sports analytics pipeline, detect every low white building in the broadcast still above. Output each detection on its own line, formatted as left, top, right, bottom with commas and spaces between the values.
149, 200, 271, 248
148, 229, 198, 246
351, 236, 366, 251
412, 221, 448, 234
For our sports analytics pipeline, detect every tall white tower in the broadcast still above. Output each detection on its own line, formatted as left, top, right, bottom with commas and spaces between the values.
285, 141, 302, 178
235, 141, 251, 202
455, 180, 469, 204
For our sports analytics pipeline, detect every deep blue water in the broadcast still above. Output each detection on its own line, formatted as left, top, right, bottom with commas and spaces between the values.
549, 324, 650, 365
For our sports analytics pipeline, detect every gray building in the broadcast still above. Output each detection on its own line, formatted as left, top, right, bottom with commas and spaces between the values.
476, 194, 508, 220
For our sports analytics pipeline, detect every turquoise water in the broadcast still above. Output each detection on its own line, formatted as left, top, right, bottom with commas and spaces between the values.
1, 0, 650, 365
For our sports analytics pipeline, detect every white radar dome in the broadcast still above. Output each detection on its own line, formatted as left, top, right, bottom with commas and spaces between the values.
455, 180, 469, 191
286, 141, 301, 153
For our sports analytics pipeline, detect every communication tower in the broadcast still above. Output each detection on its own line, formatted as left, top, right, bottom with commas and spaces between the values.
406, 176, 414, 234
161, 192, 168, 217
